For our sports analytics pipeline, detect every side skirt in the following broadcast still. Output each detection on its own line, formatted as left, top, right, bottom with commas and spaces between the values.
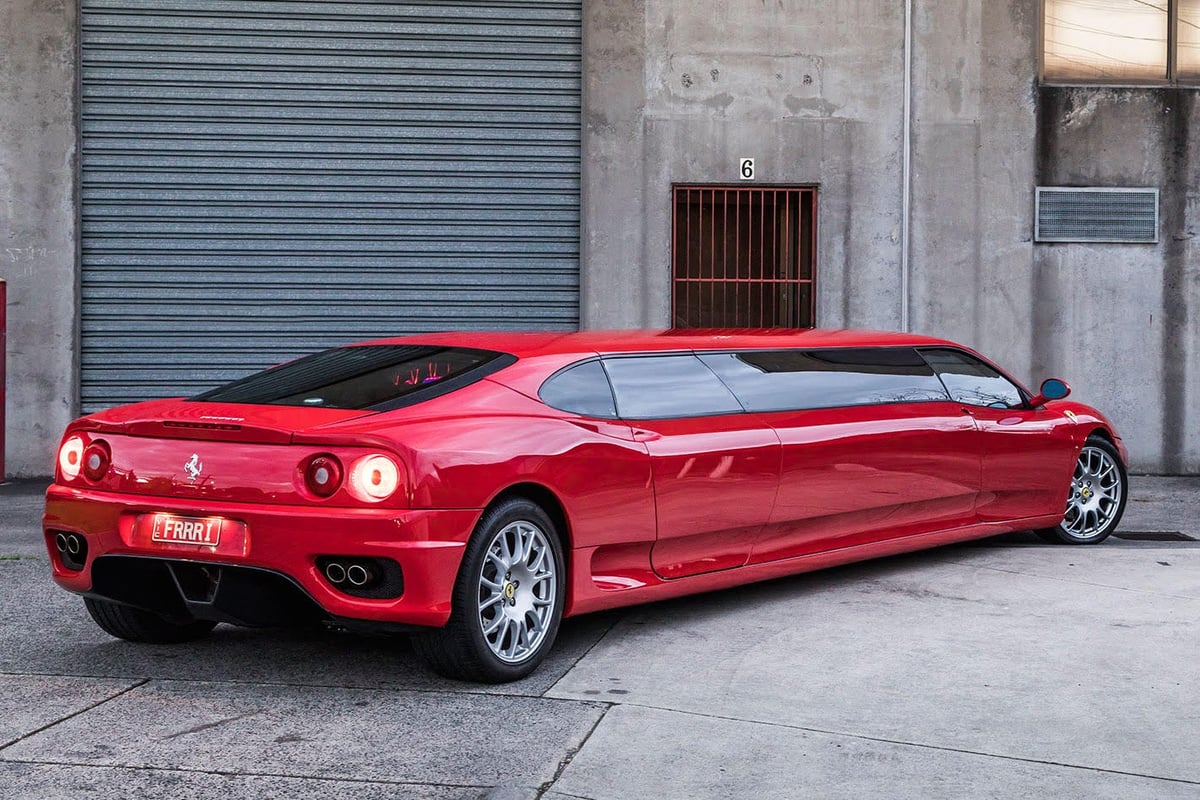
565, 515, 1062, 617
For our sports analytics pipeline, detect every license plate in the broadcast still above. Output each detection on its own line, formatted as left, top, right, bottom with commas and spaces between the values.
149, 514, 224, 547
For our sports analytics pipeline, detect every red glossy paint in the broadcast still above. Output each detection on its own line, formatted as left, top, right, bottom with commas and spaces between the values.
44, 329, 1125, 637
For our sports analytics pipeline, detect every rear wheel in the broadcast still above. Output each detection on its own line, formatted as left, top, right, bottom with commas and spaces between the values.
1036, 436, 1127, 545
413, 498, 565, 683
84, 597, 216, 643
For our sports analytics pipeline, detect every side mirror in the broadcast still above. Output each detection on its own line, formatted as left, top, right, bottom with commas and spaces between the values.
1028, 377, 1070, 408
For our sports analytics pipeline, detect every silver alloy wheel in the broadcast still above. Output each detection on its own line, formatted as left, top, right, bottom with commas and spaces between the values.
476, 520, 557, 664
1062, 444, 1123, 539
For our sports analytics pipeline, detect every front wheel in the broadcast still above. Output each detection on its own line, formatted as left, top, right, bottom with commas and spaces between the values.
413, 498, 565, 683
1036, 435, 1127, 545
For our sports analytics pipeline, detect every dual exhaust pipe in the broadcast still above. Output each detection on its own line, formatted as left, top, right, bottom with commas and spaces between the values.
55, 532, 84, 556
53, 532, 87, 570
322, 558, 377, 589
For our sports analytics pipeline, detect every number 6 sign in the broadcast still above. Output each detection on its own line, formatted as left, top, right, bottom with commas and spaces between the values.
739, 158, 755, 180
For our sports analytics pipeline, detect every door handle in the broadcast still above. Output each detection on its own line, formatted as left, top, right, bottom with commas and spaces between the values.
631, 429, 662, 442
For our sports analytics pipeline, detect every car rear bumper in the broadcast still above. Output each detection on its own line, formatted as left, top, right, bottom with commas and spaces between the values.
43, 484, 480, 628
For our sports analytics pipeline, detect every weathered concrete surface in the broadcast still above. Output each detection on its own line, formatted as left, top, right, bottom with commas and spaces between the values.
1033, 86, 1199, 474
1, 477, 1199, 797
582, 0, 907, 331
0, 763, 486, 800
549, 704, 1200, 800
0, 0, 78, 478
1, 680, 605, 790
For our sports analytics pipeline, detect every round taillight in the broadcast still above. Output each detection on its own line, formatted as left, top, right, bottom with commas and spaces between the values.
82, 440, 111, 483
304, 454, 343, 498
347, 454, 400, 503
58, 436, 85, 481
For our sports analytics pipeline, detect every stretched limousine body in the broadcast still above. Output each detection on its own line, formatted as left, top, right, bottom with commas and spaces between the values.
45, 330, 1127, 682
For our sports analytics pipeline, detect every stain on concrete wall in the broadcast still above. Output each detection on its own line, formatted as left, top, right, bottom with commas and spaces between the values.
0, 0, 77, 477
1034, 86, 1197, 472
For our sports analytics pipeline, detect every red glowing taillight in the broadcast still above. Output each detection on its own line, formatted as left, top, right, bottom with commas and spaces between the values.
347, 454, 401, 503
58, 436, 84, 481
303, 454, 343, 498
81, 440, 111, 483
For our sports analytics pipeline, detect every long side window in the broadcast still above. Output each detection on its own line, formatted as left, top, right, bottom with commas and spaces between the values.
920, 349, 1025, 409
698, 348, 950, 413
602, 355, 744, 419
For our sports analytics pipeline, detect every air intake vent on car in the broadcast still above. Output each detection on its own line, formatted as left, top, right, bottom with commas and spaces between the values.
1035, 187, 1158, 243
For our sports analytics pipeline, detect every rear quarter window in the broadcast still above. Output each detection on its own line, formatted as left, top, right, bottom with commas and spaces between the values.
539, 360, 618, 418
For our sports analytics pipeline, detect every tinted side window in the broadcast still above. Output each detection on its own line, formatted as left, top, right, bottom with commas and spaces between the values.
698, 348, 950, 412
539, 360, 617, 418
921, 349, 1024, 408
603, 355, 744, 419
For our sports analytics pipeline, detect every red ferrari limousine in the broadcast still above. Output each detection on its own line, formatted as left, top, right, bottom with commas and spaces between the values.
45, 330, 1127, 682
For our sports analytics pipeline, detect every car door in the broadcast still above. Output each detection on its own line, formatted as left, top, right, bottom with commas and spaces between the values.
699, 348, 981, 562
920, 348, 1079, 522
602, 354, 781, 580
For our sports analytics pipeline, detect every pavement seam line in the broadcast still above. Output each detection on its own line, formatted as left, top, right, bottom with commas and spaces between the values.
613, 702, 1200, 787
535, 702, 614, 799
0, 670, 594, 703
543, 614, 625, 698
938, 558, 1200, 601
0, 678, 150, 753
0, 757, 496, 790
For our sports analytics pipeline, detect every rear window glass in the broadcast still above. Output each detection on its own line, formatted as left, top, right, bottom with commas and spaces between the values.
539, 360, 618, 418
698, 348, 950, 412
192, 345, 512, 410
603, 355, 744, 419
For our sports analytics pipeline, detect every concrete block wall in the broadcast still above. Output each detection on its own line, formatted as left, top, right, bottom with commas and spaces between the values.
1, 0, 78, 478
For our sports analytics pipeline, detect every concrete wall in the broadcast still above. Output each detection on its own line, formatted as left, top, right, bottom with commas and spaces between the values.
1033, 88, 1198, 473
582, 0, 908, 331
0, 0, 78, 478
0, 0, 1192, 474
583, 0, 1195, 473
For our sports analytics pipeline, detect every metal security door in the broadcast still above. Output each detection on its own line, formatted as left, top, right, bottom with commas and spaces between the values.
80, 0, 581, 411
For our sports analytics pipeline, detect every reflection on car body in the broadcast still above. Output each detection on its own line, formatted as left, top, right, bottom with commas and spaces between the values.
45, 329, 1128, 682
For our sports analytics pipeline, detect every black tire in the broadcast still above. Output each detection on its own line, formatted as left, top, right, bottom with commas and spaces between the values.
1036, 435, 1127, 545
84, 597, 216, 644
413, 497, 565, 683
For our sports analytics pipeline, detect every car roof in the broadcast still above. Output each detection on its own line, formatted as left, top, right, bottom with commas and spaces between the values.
356, 329, 959, 358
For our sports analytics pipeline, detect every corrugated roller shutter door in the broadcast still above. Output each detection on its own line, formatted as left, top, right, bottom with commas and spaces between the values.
80, 0, 581, 412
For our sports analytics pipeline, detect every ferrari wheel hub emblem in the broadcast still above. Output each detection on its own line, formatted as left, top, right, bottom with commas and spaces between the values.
184, 454, 202, 483
504, 582, 516, 600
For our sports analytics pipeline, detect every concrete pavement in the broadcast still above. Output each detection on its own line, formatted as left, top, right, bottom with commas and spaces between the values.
1, 476, 1198, 799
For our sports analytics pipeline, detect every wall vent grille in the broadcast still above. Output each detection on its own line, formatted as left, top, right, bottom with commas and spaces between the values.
1035, 187, 1158, 243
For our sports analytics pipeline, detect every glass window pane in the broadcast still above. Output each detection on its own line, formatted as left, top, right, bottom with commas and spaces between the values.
539, 361, 617, 418
1179, 0, 1200, 77
921, 349, 1024, 409
1044, 0, 1167, 81
192, 345, 503, 410
698, 349, 950, 413
603, 355, 743, 419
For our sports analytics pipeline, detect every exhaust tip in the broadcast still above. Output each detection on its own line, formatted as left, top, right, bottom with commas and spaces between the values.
54, 533, 68, 553
346, 563, 371, 587
66, 535, 82, 555
324, 562, 347, 584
